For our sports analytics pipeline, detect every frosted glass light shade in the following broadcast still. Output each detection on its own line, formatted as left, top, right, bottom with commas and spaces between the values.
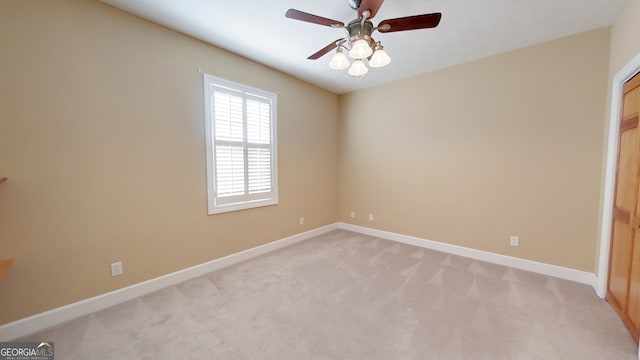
369, 48, 391, 68
329, 49, 350, 70
348, 39, 373, 59
348, 59, 368, 77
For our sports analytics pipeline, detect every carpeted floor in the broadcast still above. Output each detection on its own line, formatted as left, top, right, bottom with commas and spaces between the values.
19, 230, 638, 359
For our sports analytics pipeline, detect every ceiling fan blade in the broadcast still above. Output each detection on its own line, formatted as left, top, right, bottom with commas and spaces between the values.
358, 0, 385, 19
307, 39, 344, 60
285, 9, 344, 28
378, 13, 442, 33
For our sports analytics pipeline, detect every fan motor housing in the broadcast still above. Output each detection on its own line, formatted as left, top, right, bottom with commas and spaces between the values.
348, 0, 362, 11
347, 18, 375, 48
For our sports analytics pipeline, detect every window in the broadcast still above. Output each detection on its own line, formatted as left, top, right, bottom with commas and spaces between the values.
203, 74, 278, 214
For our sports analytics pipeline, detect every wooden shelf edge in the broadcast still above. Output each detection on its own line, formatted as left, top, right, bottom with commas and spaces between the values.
0, 259, 14, 284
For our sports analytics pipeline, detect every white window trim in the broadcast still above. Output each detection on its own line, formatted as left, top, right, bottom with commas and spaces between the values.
203, 74, 278, 214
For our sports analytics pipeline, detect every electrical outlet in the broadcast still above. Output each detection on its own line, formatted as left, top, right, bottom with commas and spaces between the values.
510, 236, 519, 247
111, 261, 123, 277
350, 211, 355, 218
368, 213, 374, 221
299, 216, 304, 225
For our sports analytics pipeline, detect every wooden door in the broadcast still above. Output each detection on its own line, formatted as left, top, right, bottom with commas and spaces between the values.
608, 73, 640, 342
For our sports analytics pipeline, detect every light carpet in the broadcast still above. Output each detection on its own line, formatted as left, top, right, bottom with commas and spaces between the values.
19, 230, 637, 359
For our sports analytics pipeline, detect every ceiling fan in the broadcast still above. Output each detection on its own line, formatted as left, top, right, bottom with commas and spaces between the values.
285, 0, 442, 77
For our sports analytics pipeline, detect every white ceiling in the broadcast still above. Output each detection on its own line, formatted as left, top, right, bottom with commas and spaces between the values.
101, 0, 624, 94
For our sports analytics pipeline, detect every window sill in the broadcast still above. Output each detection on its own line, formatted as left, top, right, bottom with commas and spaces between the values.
208, 199, 278, 215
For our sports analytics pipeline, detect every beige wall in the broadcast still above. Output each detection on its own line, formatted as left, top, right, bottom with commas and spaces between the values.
0, 0, 338, 325
609, 0, 640, 77
338, 28, 610, 272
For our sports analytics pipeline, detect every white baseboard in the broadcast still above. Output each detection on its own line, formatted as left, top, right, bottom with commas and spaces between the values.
337, 222, 598, 289
0, 223, 338, 341
1, 221, 599, 341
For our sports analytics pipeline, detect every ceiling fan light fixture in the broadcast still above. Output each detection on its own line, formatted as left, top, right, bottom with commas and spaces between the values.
348, 59, 369, 77
369, 43, 391, 68
329, 47, 350, 70
348, 38, 373, 59
285, 3, 443, 79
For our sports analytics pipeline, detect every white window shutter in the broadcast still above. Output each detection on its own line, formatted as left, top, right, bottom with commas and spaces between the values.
204, 74, 278, 214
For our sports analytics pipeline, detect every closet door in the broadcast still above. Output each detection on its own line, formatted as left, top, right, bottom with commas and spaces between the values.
608, 73, 640, 342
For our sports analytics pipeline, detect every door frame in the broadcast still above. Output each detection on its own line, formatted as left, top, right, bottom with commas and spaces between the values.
597, 51, 640, 300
